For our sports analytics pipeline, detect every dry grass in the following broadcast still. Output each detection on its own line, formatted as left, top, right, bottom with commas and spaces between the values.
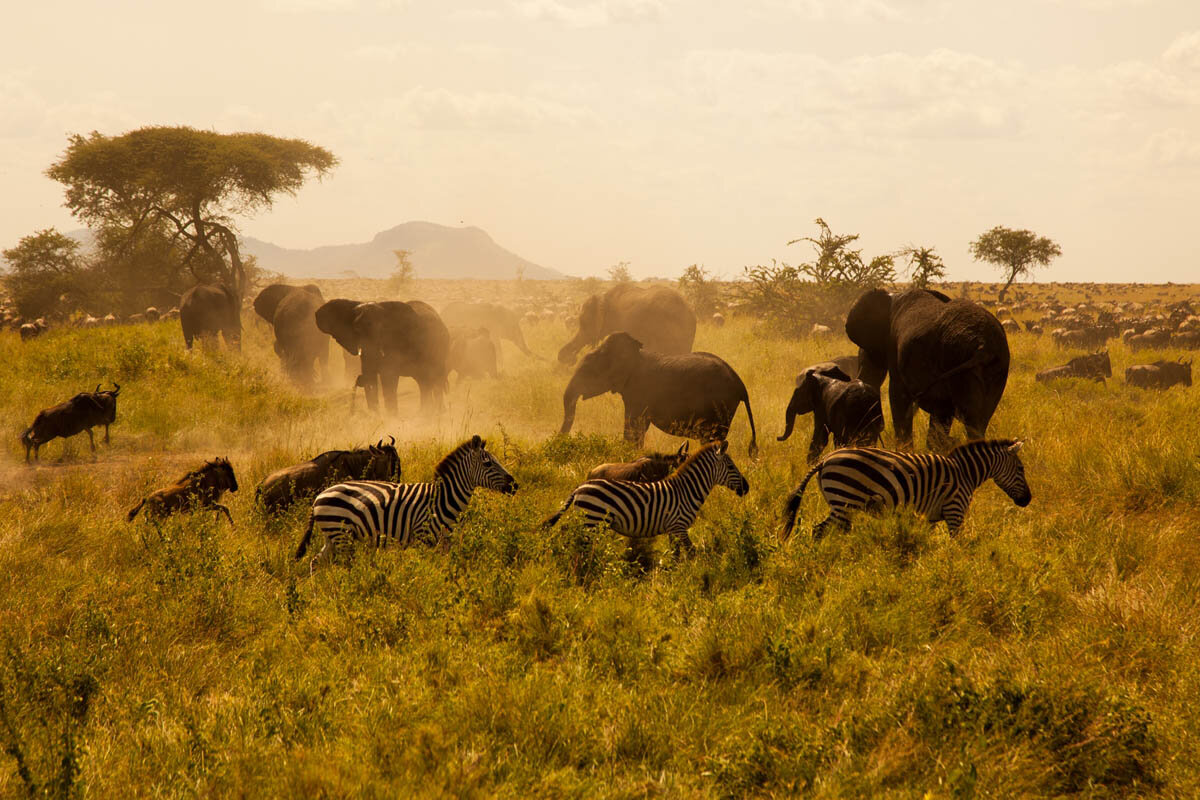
2, 280, 1199, 797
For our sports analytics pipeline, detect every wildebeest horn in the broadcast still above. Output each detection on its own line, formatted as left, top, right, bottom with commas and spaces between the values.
95, 384, 101, 393
388, 435, 395, 447
112, 382, 121, 395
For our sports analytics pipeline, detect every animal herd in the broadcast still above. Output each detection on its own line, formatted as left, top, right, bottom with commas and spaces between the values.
14, 280, 1199, 573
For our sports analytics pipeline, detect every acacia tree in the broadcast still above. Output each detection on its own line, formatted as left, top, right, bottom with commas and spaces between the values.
968, 226, 1061, 302
739, 219, 895, 334
46, 126, 336, 298
898, 245, 946, 289
2, 228, 88, 318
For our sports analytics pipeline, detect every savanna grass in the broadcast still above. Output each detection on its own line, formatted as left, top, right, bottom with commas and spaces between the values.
2, 283, 1200, 796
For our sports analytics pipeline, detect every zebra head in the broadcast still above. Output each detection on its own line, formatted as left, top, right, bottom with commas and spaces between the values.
711, 440, 750, 497
456, 435, 518, 495
991, 439, 1031, 507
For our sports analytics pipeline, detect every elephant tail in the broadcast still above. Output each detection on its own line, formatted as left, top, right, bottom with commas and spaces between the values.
781, 463, 821, 541
912, 345, 991, 401
738, 377, 759, 459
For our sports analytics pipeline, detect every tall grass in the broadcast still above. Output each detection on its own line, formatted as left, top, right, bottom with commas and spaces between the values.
1, 294, 1199, 796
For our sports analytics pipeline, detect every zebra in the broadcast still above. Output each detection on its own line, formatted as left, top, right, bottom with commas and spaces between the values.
294, 435, 517, 572
542, 439, 749, 555
780, 438, 1030, 540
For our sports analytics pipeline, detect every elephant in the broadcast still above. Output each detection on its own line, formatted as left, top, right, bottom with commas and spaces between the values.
845, 288, 1009, 451
441, 302, 536, 366
315, 298, 450, 414
253, 282, 320, 324
558, 284, 696, 365
447, 327, 498, 382
778, 363, 884, 463
180, 284, 241, 350
559, 332, 758, 457
265, 285, 329, 387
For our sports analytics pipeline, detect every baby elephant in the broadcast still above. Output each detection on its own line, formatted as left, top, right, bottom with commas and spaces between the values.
127, 458, 239, 526
778, 364, 884, 463
587, 442, 690, 482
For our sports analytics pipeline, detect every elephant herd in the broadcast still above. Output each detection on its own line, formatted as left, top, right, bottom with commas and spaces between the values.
174, 280, 1022, 460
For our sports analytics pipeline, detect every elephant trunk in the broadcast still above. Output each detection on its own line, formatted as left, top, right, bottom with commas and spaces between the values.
557, 330, 590, 366
560, 378, 583, 434
511, 325, 537, 358
778, 405, 798, 442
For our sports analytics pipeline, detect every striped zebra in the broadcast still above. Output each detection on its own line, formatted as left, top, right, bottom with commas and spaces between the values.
542, 440, 749, 555
781, 438, 1030, 540
295, 435, 517, 571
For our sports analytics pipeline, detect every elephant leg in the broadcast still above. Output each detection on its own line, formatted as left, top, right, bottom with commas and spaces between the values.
890, 383, 916, 449
381, 375, 399, 414
807, 424, 829, 464
360, 374, 380, 411
927, 409, 955, 452
623, 414, 650, 447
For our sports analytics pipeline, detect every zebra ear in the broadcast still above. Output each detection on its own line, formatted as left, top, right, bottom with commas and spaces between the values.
717, 440, 729, 455
677, 441, 689, 457
471, 434, 483, 448
1009, 440, 1024, 453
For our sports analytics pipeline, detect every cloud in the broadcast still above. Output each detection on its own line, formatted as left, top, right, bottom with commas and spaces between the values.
513, 0, 665, 27
1164, 31, 1200, 72
1141, 128, 1200, 166
261, 0, 357, 11
679, 48, 1024, 142
370, 87, 595, 131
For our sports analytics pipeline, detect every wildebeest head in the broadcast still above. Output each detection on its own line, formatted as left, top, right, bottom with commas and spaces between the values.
200, 458, 239, 494
365, 435, 401, 480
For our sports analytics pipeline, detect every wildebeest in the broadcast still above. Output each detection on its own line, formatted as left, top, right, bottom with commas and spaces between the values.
1035, 351, 1112, 384
1127, 329, 1171, 352
255, 438, 402, 514
586, 443, 690, 482
19, 322, 44, 341
127, 458, 239, 525
1171, 331, 1200, 349
1126, 360, 1192, 389
21, 384, 121, 462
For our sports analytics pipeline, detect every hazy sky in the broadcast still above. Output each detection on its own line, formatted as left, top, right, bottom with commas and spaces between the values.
2, 0, 1198, 281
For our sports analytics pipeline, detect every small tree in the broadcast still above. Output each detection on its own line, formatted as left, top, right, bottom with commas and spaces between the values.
788, 218, 895, 289
386, 249, 415, 293
678, 264, 720, 316
968, 226, 1061, 302
2, 229, 89, 319
898, 245, 946, 289
608, 261, 633, 283
46, 126, 336, 299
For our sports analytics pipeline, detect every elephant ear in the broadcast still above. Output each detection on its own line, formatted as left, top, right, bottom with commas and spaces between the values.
845, 289, 892, 370
316, 299, 364, 355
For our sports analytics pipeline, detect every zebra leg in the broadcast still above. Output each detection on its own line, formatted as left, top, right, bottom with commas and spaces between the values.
669, 529, 697, 559
811, 514, 849, 540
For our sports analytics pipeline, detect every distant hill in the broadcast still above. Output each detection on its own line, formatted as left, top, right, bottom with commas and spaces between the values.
66, 222, 566, 280
241, 221, 565, 280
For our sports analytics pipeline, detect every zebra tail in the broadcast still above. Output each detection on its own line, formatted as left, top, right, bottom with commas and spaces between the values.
295, 513, 316, 560
126, 499, 145, 522
541, 495, 575, 529
781, 463, 821, 541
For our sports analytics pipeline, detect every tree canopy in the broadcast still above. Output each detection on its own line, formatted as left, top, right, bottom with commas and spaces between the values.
46, 126, 337, 298
968, 226, 1061, 301
1, 228, 88, 319
899, 245, 946, 289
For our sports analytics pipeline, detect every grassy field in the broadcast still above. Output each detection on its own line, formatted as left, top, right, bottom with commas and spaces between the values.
3, 283, 1200, 797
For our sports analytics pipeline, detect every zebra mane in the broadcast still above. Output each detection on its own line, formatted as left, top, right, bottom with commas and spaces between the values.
434, 437, 483, 479
949, 438, 1018, 458
667, 440, 723, 478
